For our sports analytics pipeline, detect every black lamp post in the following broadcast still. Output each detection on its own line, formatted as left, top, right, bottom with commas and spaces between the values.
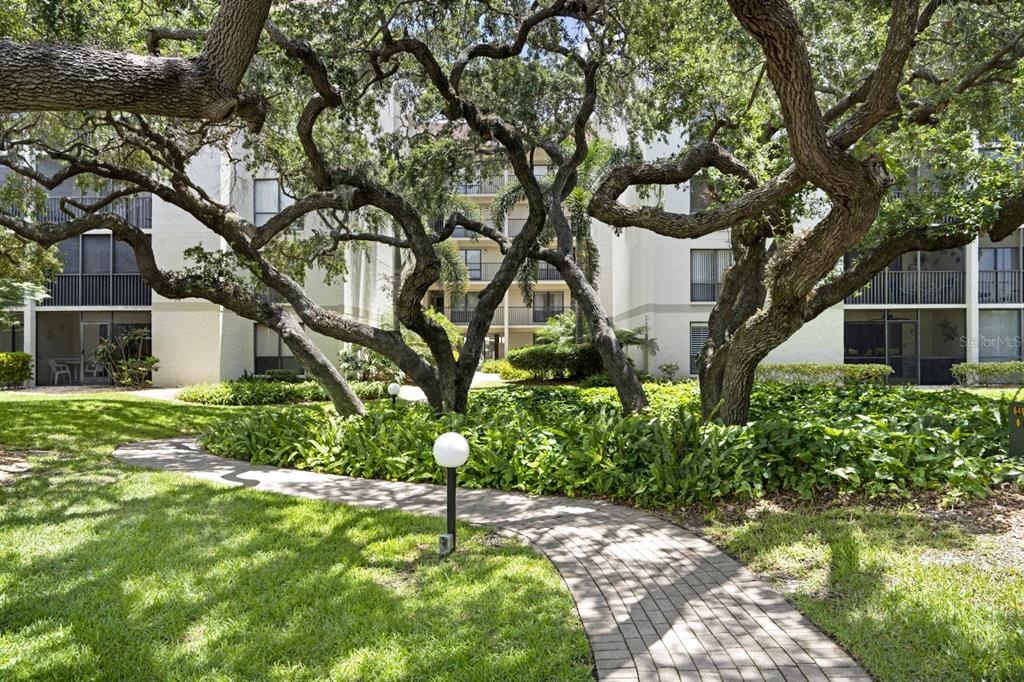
387, 381, 400, 406
432, 432, 470, 556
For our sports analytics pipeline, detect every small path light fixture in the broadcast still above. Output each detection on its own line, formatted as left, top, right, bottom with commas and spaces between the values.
387, 382, 401, 406
433, 432, 470, 556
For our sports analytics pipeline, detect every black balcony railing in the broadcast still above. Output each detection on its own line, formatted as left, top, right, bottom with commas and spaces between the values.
537, 264, 561, 281
447, 306, 565, 326
978, 270, 1023, 303
42, 196, 152, 230
466, 262, 503, 281
463, 261, 561, 282
5, 195, 152, 230
507, 218, 527, 238
42, 274, 151, 307
509, 306, 564, 325
845, 271, 965, 305
454, 177, 506, 195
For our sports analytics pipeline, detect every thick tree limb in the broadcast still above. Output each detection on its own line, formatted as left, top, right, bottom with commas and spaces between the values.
0, 0, 271, 129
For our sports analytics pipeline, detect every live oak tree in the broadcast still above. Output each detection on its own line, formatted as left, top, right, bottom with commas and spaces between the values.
0, 0, 647, 414
587, 0, 1024, 423
4, 0, 1023, 425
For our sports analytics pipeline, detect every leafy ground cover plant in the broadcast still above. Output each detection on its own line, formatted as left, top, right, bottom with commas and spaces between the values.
203, 383, 1023, 505
179, 379, 388, 406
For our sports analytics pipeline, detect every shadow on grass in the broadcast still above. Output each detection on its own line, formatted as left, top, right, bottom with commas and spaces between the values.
0, 456, 591, 681
0, 396, 312, 458
715, 507, 1024, 681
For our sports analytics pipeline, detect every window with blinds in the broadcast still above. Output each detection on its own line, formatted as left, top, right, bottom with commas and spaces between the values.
254, 324, 300, 374
689, 174, 710, 213
254, 178, 297, 230
689, 322, 709, 374
690, 249, 732, 302
979, 309, 1022, 362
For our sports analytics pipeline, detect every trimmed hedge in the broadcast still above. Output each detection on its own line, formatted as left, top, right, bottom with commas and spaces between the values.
507, 343, 602, 380
755, 363, 893, 385
178, 379, 388, 405
480, 359, 531, 381
203, 383, 1023, 505
951, 361, 1024, 386
0, 352, 32, 387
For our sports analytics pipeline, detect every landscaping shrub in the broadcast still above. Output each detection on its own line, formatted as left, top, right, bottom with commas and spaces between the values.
480, 359, 531, 381
179, 379, 388, 405
203, 383, 1022, 506
262, 368, 304, 383
91, 328, 159, 387
755, 363, 893, 385
951, 361, 1024, 386
658, 362, 680, 381
507, 343, 602, 379
0, 351, 32, 387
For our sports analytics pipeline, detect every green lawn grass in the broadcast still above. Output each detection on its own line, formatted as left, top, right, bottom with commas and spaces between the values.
699, 505, 1024, 681
0, 391, 264, 457
0, 393, 591, 681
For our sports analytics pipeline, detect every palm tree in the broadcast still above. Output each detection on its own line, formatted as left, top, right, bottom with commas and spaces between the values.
489, 139, 631, 342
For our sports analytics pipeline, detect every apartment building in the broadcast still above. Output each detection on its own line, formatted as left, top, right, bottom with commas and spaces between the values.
4, 143, 1022, 387
593, 137, 1024, 383
425, 165, 574, 359
2, 148, 392, 387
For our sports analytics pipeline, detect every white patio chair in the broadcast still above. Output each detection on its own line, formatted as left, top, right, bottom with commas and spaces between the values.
49, 359, 72, 385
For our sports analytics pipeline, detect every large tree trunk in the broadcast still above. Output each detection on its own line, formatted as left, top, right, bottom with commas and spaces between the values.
697, 342, 759, 425
274, 310, 366, 417
554, 255, 648, 413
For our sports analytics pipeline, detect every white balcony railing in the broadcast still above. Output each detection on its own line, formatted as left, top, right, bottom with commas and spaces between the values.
845, 270, 965, 305
978, 270, 1023, 303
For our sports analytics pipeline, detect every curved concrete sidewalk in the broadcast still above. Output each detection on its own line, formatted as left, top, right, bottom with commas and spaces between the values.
114, 438, 868, 682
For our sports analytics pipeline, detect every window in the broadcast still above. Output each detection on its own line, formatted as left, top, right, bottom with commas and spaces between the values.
429, 291, 445, 314
57, 238, 80, 273
689, 174, 710, 213
689, 323, 709, 374
254, 324, 301, 374
113, 239, 141, 273
82, 235, 110, 274
979, 247, 1019, 271
980, 310, 1022, 362
690, 249, 732, 302
460, 249, 482, 280
254, 178, 295, 229
450, 293, 479, 324
534, 291, 564, 322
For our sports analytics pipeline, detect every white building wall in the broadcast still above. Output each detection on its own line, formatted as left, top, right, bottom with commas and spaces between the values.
149, 146, 393, 386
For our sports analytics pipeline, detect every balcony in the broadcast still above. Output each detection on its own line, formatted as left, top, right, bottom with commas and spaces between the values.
845, 271, 965, 305
978, 271, 1023, 303
41, 274, 151, 307
450, 218, 529, 240
509, 306, 564, 325
10, 196, 153, 230
454, 177, 506, 195
465, 262, 562, 282
448, 306, 565, 326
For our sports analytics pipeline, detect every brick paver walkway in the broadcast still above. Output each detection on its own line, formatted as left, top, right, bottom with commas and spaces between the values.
114, 438, 869, 682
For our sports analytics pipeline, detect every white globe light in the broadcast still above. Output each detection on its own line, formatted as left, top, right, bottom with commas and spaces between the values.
387, 382, 401, 396
433, 432, 470, 468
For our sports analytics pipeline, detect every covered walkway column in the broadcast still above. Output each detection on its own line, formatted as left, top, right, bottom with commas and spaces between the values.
24, 298, 36, 386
